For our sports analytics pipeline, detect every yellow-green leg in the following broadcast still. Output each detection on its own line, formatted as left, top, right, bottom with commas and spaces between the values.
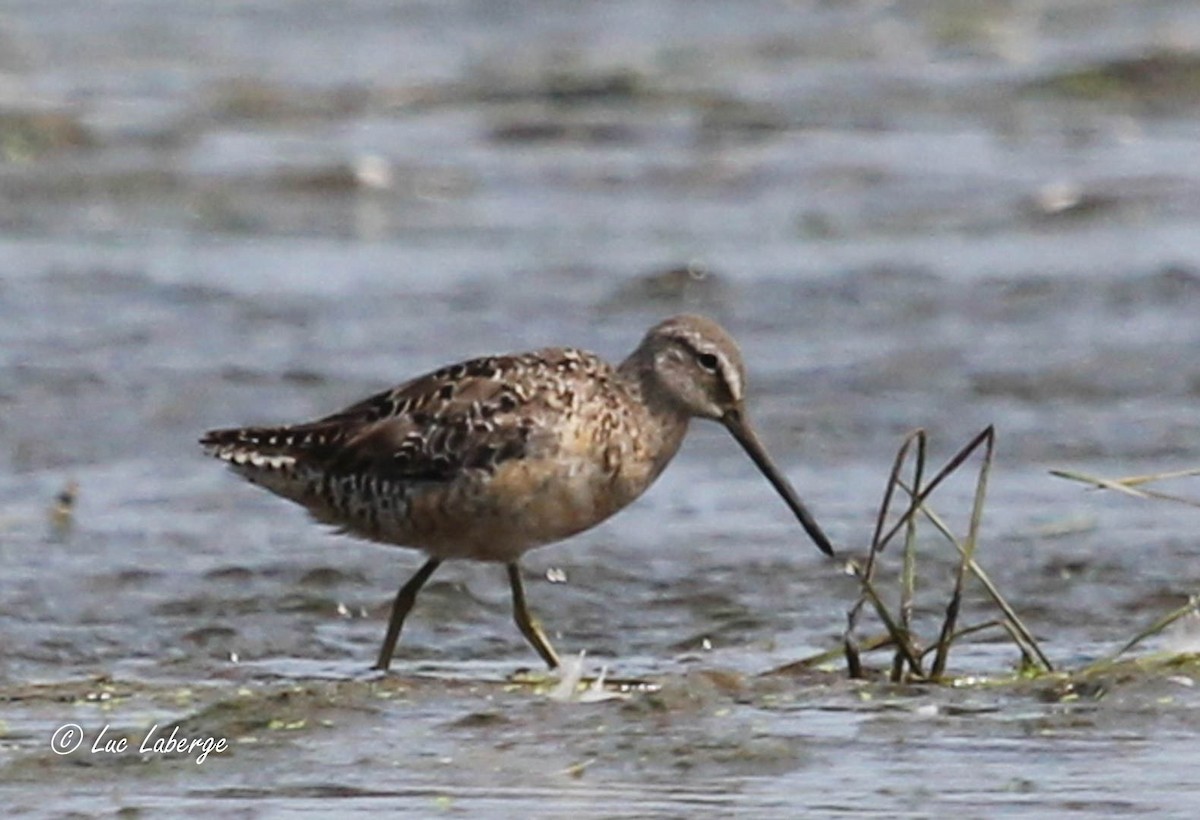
374, 557, 442, 671
506, 562, 560, 669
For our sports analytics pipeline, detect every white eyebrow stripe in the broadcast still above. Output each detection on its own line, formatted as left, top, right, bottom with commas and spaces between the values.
673, 329, 745, 401
720, 356, 743, 400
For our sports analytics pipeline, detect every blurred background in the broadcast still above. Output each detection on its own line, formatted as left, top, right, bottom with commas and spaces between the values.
2, 0, 1200, 812
5, 0, 1200, 678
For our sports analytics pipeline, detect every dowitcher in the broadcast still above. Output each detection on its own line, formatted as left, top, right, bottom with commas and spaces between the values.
201, 314, 834, 671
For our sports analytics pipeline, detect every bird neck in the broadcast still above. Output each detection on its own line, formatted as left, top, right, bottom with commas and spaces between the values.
617, 345, 692, 446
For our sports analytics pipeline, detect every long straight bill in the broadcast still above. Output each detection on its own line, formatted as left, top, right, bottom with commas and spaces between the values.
723, 412, 835, 556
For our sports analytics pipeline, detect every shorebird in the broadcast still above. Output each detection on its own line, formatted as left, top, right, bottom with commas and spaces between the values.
201, 314, 834, 671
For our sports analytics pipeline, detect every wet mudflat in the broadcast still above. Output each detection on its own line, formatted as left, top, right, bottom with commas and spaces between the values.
4, 654, 1200, 817
3, 0, 1200, 816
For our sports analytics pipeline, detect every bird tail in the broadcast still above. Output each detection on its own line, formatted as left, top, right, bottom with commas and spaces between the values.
201, 424, 344, 507
200, 425, 305, 469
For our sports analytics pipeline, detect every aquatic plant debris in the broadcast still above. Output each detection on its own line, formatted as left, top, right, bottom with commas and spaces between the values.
783, 428, 1199, 689
1050, 467, 1200, 508
843, 426, 1050, 682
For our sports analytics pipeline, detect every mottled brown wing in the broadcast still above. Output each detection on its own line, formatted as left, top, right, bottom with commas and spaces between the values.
203, 349, 593, 483
322, 381, 538, 483
324, 347, 620, 483
314, 353, 524, 429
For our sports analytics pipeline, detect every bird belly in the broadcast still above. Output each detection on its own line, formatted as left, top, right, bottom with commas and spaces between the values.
394, 455, 643, 563
220, 428, 672, 564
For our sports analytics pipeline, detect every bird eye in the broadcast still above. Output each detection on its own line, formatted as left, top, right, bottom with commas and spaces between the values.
696, 352, 719, 371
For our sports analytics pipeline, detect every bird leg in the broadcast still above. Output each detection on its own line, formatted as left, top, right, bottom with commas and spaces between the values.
374, 557, 442, 671
506, 562, 561, 669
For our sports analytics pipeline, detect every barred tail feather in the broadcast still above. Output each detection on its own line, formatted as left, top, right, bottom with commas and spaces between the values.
200, 426, 302, 470
202, 425, 330, 507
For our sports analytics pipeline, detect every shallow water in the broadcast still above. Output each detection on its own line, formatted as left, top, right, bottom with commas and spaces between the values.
3, 0, 1200, 816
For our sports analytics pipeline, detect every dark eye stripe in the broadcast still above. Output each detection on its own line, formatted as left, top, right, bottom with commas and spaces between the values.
672, 332, 722, 372
665, 327, 744, 403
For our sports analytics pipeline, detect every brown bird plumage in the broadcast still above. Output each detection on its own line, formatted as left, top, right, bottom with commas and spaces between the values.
202, 314, 833, 670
